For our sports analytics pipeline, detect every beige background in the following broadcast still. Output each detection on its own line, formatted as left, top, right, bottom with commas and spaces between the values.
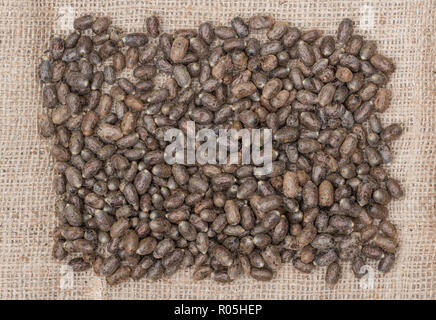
0, 0, 434, 299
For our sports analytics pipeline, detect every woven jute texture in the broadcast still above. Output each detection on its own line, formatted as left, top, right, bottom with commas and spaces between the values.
0, 0, 434, 300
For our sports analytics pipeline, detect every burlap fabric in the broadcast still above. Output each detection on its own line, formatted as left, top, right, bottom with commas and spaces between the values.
0, 0, 434, 300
